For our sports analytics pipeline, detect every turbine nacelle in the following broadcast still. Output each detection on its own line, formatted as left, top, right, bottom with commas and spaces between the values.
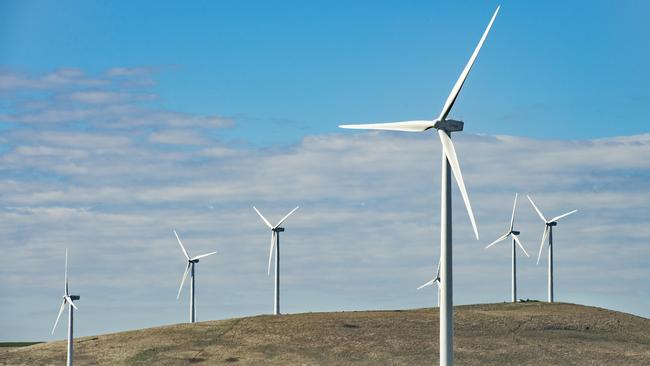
433, 119, 464, 132
546, 222, 558, 226
273, 227, 285, 233
66, 295, 80, 301
511, 230, 521, 235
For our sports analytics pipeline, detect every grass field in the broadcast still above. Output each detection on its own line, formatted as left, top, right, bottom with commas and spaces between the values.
1, 302, 649, 365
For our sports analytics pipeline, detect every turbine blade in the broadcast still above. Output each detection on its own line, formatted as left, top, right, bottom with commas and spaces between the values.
438, 129, 479, 240
513, 234, 529, 257
65, 296, 78, 310
177, 262, 191, 299
191, 251, 218, 261
437, 6, 500, 121
339, 120, 435, 132
173, 230, 190, 260
510, 193, 518, 231
527, 195, 547, 222
267, 231, 276, 276
64, 248, 69, 296
417, 279, 437, 290
418, 261, 442, 290
537, 226, 549, 265
51, 299, 66, 334
550, 209, 578, 223
275, 206, 299, 228
253, 206, 273, 228
485, 232, 510, 249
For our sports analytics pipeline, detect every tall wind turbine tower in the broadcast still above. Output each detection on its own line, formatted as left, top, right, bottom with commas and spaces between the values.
527, 195, 577, 303
339, 7, 500, 365
174, 230, 218, 323
253, 206, 299, 315
485, 193, 529, 302
51, 248, 79, 366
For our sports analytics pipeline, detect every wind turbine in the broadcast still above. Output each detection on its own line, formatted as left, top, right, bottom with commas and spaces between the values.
339, 6, 500, 365
485, 193, 529, 302
527, 195, 577, 303
51, 248, 79, 366
417, 260, 441, 307
253, 206, 299, 315
174, 229, 217, 323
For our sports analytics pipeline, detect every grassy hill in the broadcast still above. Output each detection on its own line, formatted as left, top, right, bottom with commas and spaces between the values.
2, 302, 649, 365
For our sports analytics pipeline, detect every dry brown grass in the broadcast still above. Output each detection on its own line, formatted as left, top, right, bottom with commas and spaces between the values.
2, 302, 649, 365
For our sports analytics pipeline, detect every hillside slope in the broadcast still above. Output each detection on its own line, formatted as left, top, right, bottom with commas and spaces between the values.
2, 302, 649, 365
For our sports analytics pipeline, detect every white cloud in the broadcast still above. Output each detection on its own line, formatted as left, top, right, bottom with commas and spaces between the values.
67, 90, 153, 105
148, 130, 208, 145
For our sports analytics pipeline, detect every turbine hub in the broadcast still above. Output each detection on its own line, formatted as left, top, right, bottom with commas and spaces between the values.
434, 119, 464, 132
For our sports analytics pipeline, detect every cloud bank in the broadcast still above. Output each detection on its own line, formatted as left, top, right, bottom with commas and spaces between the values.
0, 68, 648, 341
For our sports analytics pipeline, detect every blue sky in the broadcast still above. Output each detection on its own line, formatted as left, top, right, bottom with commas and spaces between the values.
2, 1, 649, 144
0, 1, 649, 341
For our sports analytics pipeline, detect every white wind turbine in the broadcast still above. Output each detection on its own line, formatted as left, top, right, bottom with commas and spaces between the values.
417, 260, 441, 307
253, 206, 299, 315
527, 195, 577, 303
485, 193, 529, 302
51, 248, 79, 366
174, 229, 217, 323
339, 6, 500, 365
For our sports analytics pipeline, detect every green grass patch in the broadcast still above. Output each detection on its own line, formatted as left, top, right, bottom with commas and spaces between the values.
0, 342, 43, 347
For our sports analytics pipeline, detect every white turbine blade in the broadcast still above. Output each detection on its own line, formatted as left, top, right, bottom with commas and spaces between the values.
537, 226, 549, 265
65, 296, 78, 310
437, 6, 500, 121
510, 193, 518, 231
438, 130, 479, 240
267, 231, 276, 276
527, 195, 547, 222
435, 260, 441, 279
191, 251, 218, 261
173, 230, 190, 260
339, 120, 435, 132
417, 278, 437, 290
253, 206, 273, 228
177, 262, 191, 299
64, 248, 69, 296
274, 206, 299, 228
485, 232, 510, 249
51, 299, 66, 334
512, 234, 529, 257
549, 209, 578, 223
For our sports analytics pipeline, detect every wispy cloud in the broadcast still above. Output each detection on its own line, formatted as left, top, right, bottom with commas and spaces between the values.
148, 130, 208, 145
0, 68, 107, 91
0, 68, 232, 129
